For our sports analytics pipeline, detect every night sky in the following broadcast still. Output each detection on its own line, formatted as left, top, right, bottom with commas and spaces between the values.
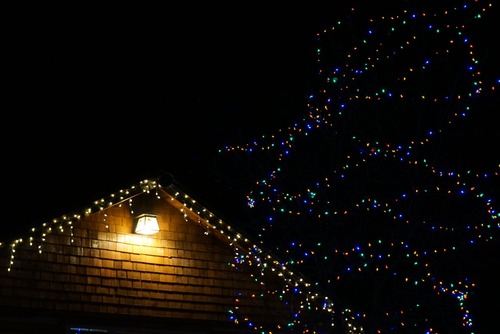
5, 3, 338, 233
4, 1, 500, 333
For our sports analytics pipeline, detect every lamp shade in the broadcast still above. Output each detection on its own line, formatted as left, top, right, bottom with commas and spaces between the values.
135, 214, 160, 235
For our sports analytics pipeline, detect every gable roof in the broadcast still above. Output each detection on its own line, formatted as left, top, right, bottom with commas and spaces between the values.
0, 175, 361, 333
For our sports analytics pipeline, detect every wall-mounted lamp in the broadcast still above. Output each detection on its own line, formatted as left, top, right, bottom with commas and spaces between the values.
135, 213, 160, 235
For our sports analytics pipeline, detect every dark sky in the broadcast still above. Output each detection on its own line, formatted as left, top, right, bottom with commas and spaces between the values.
4, 1, 499, 236
4, 4, 337, 235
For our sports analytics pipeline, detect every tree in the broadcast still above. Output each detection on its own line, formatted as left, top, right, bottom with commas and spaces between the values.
213, 1, 500, 333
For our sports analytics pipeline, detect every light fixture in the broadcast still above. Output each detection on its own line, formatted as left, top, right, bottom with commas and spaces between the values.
135, 213, 160, 235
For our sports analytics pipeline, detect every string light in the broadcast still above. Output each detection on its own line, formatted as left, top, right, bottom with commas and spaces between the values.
1, 178, 349, 332
218, 1, 498, 333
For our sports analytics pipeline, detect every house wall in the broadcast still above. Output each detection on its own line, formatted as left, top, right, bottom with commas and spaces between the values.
0, 192, 288, 333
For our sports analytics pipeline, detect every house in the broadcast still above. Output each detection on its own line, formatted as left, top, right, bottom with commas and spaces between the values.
0, 176, 361, 333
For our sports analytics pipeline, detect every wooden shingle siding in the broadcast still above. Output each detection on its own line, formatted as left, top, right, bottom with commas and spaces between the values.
0, 187, 290, 332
